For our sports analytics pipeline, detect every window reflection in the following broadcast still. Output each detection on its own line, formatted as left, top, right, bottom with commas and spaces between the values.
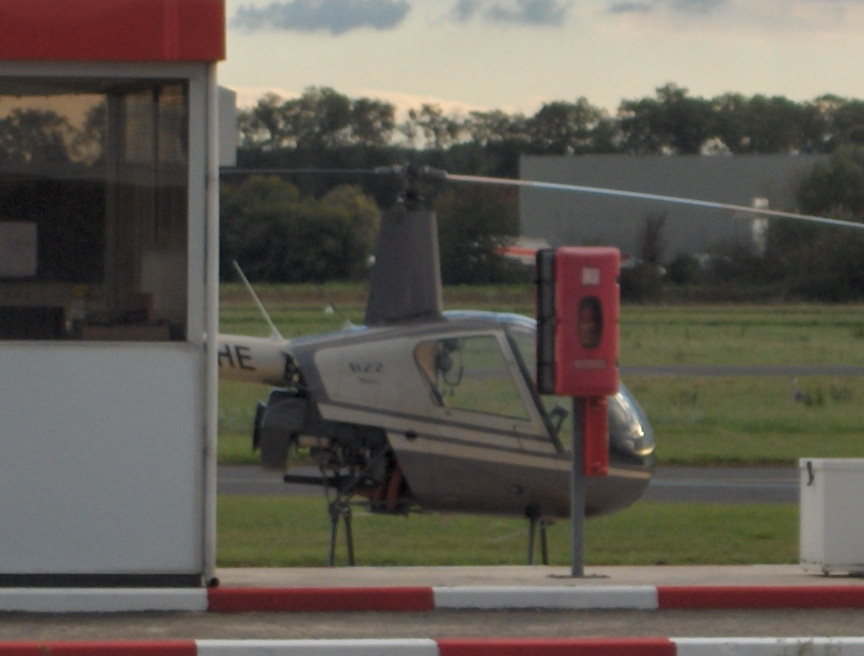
0, 79, 188, 341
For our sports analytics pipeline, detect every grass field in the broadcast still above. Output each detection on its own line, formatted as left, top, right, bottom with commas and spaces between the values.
218, 496, 798, 568
218, 283, 864, 466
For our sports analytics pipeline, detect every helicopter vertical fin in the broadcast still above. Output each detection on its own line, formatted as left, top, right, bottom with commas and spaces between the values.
365, 208, 443, 326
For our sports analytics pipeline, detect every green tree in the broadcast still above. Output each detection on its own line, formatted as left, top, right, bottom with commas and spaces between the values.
762, 145, 864, 300
825, 96, 864, 147
220, 176, 380, 282
220, 175, 301, 279
740, 95, 821, 154
0, 108, 74, 165
798, 145, 864, 218
403, 103, 464, 150
464, 109, 528, 148
433, 185, 521, 284
526, 98, 609, 155
238, 93, 294, 150
618, 84, 716, 154
238, 87, 397, 151
349, 97, 397, 148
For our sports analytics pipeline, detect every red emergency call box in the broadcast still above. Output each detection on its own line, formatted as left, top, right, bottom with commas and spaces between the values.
536, 247, 620, 398
536, 247, 619, 478
555, 246, 620, 397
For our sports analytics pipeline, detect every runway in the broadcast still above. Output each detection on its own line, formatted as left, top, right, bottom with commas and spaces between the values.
218, 465, 801, 504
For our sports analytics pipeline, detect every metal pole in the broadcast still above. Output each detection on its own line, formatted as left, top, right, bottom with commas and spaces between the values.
203, 64, 221, 587
571, 397, 585, 577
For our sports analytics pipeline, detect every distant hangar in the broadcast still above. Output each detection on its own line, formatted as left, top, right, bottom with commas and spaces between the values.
519, 154, 829, 261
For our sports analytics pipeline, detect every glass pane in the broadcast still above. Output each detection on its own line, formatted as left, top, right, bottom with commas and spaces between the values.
415, 335, 530, 419
508, 323, 574, 447
0, 78, 188, 341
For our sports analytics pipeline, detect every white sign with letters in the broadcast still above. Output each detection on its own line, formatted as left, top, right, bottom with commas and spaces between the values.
0, 222, 37, 278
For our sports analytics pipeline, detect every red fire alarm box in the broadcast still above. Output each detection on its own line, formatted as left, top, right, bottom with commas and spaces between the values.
552, 246, 620, 397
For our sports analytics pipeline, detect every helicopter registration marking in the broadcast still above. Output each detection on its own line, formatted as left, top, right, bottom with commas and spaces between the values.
349, 361, 385, 384
218, 343, 255, 371
349, 361, 384, 374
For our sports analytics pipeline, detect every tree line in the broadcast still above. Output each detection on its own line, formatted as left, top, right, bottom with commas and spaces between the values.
225, 84, 864, 300
236, 83, 864, 175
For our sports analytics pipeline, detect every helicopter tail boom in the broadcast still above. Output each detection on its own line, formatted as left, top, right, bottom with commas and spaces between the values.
217, 333, 291, 386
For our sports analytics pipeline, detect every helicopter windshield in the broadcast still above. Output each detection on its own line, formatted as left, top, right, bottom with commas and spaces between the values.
503, 314, 654, 459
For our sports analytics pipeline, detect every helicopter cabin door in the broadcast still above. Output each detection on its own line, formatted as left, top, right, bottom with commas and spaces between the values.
389, 325, 566, 517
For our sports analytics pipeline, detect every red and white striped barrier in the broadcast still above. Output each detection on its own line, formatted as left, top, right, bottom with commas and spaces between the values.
1, 584, 864, 613
206, 584, 864, 612
2, 638, 864, 656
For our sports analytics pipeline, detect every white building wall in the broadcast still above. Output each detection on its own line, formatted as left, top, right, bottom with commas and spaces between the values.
0, 344, 202, 572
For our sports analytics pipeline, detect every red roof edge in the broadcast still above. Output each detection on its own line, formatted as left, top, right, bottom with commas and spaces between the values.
0, 0, 225, 63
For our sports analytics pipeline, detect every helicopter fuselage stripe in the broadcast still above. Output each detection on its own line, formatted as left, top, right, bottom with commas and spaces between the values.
319, 403, 652, 480
390, 433, 651, 481
317, 401, 561, 458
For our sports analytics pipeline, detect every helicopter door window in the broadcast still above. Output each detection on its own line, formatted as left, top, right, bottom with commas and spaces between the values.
507, 324, 574, 448
414, 335, 530, 420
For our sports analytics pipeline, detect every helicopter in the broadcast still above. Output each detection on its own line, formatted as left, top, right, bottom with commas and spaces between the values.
216, 166, 658, 565
216, 165, 863, 566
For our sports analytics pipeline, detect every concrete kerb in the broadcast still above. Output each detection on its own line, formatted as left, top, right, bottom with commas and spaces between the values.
0, 563, 862, 613
3, 638, 864, 655
3, 583, 864, 613
0, 588, 208, 613
2, 567, 863, 654
432, 585, 659, 610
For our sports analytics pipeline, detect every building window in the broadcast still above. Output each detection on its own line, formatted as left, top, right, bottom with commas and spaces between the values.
0, 78, 188, 341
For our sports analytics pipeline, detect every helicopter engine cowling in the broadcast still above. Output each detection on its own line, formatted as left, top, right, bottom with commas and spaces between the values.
253, 389, 309, 471
252, 387, 413, 511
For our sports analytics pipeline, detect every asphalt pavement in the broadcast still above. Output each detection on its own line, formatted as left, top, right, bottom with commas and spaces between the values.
218, 465, 801, 504
1, 607, 863, 642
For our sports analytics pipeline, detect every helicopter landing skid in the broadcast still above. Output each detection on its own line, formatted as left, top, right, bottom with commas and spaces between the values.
327, 496, 355, 567
526, 509, 551, 566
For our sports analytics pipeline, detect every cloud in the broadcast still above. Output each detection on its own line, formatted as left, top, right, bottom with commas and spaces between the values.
450, 0, 481, 21
232, 0, 411, 35
669, 0, 726, 14
604, 0, 726, 15
450, 0, 573, 26
607, 1, 652, 12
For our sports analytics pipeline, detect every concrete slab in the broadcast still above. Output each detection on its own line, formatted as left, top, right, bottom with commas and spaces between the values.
214, 565, 864, 589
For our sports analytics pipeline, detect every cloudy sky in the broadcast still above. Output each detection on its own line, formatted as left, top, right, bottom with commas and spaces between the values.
220, 0, 864, 116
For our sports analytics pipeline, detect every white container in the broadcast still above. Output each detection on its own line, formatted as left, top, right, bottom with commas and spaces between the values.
799, 458, 864, 575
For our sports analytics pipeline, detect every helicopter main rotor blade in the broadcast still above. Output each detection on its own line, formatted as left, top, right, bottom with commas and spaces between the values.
221, 168, 382, 176
445, 173, 864, 231
220, 165, 863, 231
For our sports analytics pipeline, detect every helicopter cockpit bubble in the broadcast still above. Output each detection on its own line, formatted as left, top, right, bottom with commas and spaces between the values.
495, 312, 655, 465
